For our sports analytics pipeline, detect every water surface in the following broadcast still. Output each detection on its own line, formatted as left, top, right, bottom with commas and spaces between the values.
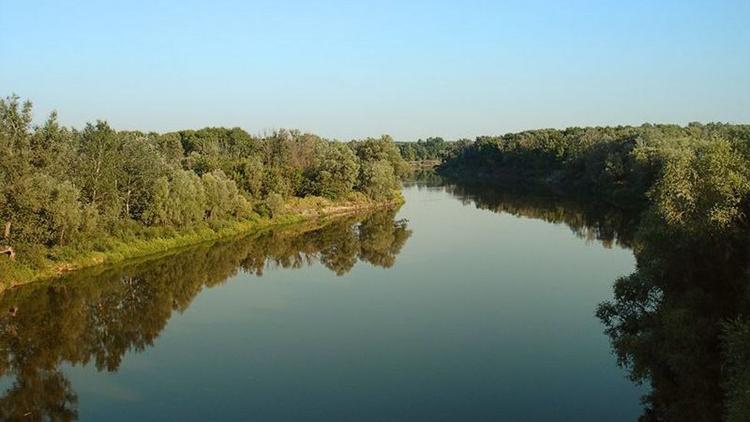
0, 181, 645, 421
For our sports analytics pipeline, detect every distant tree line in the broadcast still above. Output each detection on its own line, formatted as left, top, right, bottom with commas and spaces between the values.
397, 137, 456, 161
0, 95, 408, 266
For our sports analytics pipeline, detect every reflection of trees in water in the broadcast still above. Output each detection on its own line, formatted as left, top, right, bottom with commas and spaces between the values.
421, 173, 750, 421
358, 211, 411, 268
0, 208, 411, 421
596, 218, 750, 422
441, 181, 638, 249
0, 369, 77, 422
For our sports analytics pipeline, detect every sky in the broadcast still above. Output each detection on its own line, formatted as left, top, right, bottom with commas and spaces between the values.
1, 0, 749, 141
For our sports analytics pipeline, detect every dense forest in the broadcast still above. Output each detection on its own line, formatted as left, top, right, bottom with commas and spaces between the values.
0, 95, 408, 285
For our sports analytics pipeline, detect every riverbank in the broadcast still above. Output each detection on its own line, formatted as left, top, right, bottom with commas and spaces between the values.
0, 193, 403, 292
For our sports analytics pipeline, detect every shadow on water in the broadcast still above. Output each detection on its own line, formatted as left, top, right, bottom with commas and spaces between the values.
415, 171, 750, 422
0, 208, 411, 421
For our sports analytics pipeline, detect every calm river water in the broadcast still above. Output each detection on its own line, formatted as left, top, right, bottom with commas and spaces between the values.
0, 179, 645, 421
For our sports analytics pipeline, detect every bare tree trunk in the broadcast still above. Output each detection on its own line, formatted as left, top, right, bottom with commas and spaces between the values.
2, 222, 15, 260
0, 246, 14, 260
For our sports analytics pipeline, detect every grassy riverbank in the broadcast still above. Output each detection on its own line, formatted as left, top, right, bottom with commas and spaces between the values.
0, 193, 403, 291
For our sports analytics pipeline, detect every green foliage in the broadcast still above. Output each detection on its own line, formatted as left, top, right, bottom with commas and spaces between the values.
350, 135, 410, 178
229, 156, 264, 198
308, 142, 359, 199
264, 192, 286, 218
358, 160, 399, 200
397, 137, 450, 161
75, 121, 122, 217
201, 170, 250, 221
649, 139, 750, 232
48, 180, 82, 246
11, 174, 82, 247
117, 134, 165, 220
439, 123, 750, 236
143, 170, 206, 227
0, 95, 407, 273
349, 135, 407, 199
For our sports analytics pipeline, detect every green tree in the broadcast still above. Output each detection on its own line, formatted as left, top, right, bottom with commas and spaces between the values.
309, 142, 359, 199
144, 170, 207, 227
358, 160, 399, 200
0, 95, 34, 244
350, 135, 409, 178
117, 135, 165, 220
75, 121, 122, 221
229, 157, 264, 198
202, 170, 250, 221
649, 139, 750, 233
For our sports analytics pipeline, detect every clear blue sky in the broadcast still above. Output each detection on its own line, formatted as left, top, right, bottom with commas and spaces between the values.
1, 0, 748, 140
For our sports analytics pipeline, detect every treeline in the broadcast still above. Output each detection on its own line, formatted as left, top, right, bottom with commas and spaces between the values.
0, 95, 407, 272
397, 137, 454, 161
438, 123, 750, 235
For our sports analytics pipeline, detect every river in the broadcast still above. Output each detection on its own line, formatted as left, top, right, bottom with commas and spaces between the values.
0, 179, 649, 421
